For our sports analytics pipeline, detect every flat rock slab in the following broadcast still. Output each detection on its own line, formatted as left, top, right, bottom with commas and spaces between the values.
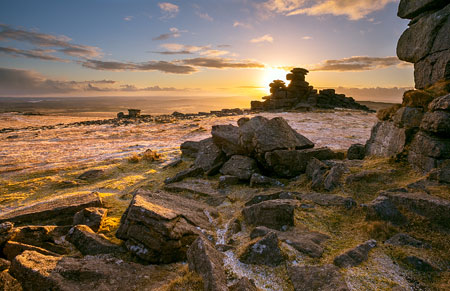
0, 192, 103, 225
10, 250, 178, 291
288, 264, 349, 291
242, 199, 298, 231
164, 179, 221, 197
298, 193, 356, 209
116, 189, 215, 263
66, 225, 121, 256
382, 191, 450, 227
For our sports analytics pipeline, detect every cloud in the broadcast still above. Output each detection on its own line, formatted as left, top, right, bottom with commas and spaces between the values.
181, 57, 265, 69
0, 24, 101, 58
250, 34, 273, 43
260, 0, 397, 20
217, 44, 231, 48
302, 36, 312, 40
158, 2, 179, 19
233, 21, 252, 29
0, 46, 68, 62
152, 27, 182, 41
81, 59, 197, 74
153, 43, 229, 56
0, 67, 185, 95
310, 56, 410, 71
124, 16, 134, 21
196, 12, 213, 21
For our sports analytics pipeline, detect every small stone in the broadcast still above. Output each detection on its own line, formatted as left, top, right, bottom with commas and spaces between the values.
239, 232, 285, 266
66, 225, 121, 256
220, 155, 259, 180
229, 277, 258, 291
218, 175, 241, 188
242, 199, 297, 231
0, 258, 10, 271
347, 143, 366, 160
333, 240, 377, 268
288, 264, 349, 291
365, 196, 406, 225
404, 256, 437, 272
73, 207, 107, 232
385, 233, 430, 248
77, 169, 104, 180
249, 173, 284, 188
0, 222, 13, 234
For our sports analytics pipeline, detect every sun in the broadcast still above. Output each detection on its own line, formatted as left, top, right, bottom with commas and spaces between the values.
261, 67, 289, 94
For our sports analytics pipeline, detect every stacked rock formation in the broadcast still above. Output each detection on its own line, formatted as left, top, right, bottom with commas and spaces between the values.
251, 68, 371, 112
366, 0, 450, 174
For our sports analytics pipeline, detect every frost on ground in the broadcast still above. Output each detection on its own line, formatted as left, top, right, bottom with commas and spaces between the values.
0, 110, 376, 177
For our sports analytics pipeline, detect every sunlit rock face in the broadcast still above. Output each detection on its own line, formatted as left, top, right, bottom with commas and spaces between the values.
251, 68, 371, 112
365, 0, 450, 173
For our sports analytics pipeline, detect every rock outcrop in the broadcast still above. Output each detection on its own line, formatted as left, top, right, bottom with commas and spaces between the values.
251, 68, 371, 112
366, 1, 450, 174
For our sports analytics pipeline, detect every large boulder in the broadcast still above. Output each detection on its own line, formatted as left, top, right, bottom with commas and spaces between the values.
180, 138, 211, 159
9, 250, 172, 291
242, 199, 298, 231
288, 265, 349, 291
392, 107, 424, 128
116, 190, 214, 263
220, 155, 259, 180
398, 0, 449, 19
428, 93, 450, 111
420, 111, 450, 136
211, 124, 244, 156
265, 147, 335, 178
364, 196, 406, 225
414, 49, 450, 89
187, 236, 227, 291
193, 138, 227, 175
238, 232, 285, 266
347, 144, 365, 160
0, 192, 103, 225
381, 191, 450, 227
365, 121, 408, 157
238, 116, 314, 161
408, 131, 450, 172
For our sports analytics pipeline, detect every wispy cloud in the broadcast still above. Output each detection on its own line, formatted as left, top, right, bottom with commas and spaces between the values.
152, 27, 183, 41
158, 2, 179, 19
302, 36, 312, 40
250, 34, 273, 43
196, 11, 213, 21
181, 57, 264, 69
310, 56, 411, 71
260, 0, 397, 20
81, 59, 197, 74
0, 24, 101, 58
153, 43, 229, 57
233, 21, 252, 29
0, 46, 68, 62
0, 67, 185, 95
123, 16, 134, 21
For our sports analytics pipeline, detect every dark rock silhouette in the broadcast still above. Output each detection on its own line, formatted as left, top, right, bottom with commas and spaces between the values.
251, 68, 371, 112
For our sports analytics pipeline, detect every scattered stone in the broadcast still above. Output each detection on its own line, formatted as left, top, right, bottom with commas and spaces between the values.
333, 240, 377, 268
239, 232, 285, 266
229, 277, 258, 291
306, 158, 329, 190
288, 264, 349, 291
162, 158, 182, 169
249, 173, 284, 188
164, 167, 204, 184
3, 241, 59, 261
66, 225, 121, 256
385, 233, 430, 248
77, 169, 104, 180
10, 250, 173, 291
0, 192, 103, 225
0, 258, 10, 271
164, 179, 220, 197
245, 191, 296, 206
73, 207, 107, 232
265, 147, 335, 178
345, 170, 385, 185
382, 191, 450, 227
116, 190, 213, 263
242, 199, 297, 231
365, 196, 406, 225
298, 193, 356, 209
187, 236, 227, 291
347, 143, 365, 160
404, 256, 437, 272
180, 139, 210, 159
220, 155, 259, 180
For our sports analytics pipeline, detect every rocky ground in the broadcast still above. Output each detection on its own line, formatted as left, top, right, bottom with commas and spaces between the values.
0, 110, 449, 290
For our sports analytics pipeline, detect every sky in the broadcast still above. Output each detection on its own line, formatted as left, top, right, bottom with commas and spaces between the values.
0, 0, 414, 102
